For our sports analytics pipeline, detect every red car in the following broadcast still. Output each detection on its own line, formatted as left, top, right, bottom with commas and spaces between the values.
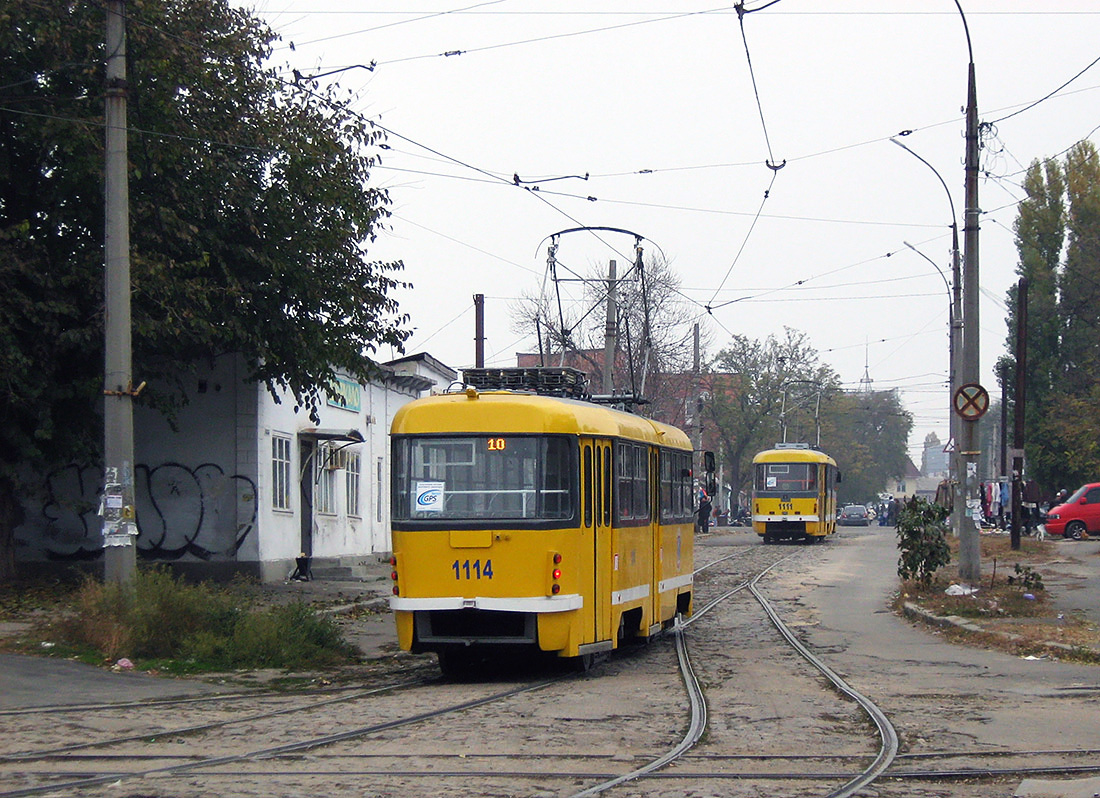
1044, 483, 1100, 540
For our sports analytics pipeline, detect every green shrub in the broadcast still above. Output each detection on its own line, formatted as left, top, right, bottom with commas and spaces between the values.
896, 496, 952, 585
57, 568, 355, 670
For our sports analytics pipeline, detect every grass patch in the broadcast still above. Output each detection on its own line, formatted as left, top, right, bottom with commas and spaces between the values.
13, 568, 357, 673
896, 535, 1100, 662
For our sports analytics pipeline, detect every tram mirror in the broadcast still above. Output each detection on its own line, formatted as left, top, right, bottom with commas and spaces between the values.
704, 451, 715, 473
837, 470, 843, 483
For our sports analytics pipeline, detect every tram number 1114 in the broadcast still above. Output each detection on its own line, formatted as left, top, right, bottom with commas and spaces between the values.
452, 559, 494, 580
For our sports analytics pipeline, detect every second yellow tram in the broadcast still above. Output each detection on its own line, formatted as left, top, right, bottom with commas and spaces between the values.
752, 443, 839, 544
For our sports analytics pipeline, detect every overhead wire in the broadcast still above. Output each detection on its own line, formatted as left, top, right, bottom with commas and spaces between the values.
31, 1, 1098, 396
988, 52, 1100, 125
735, 1, 785, 172
326, 5, 741, 68
284, 0, 511, 51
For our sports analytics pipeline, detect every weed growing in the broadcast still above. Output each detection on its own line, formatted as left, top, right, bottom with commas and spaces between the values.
51, 568, 357, 672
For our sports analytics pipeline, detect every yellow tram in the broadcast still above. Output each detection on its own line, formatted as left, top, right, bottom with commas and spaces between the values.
752, 443, 839, 544
389, 371, 694, 673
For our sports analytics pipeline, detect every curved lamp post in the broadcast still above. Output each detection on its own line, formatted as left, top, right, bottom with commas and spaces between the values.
902, 240, 962, 489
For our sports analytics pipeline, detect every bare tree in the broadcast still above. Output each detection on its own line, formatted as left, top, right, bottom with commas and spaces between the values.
509, 251, 703, 411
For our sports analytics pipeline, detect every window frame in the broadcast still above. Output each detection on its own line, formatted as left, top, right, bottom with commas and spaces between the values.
271, 435, 293, 511
346, 451, 362, 518
316, 455, 336, 515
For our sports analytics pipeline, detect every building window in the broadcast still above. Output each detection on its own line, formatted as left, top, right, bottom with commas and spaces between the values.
317, 455, 336, 515
346, 452, 361, 517
377, 457, 384, 523
272, 435, 292, 510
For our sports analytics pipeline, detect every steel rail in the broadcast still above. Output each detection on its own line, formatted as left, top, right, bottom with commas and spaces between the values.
0, 678, 425, 762
748, 561, 899, 798
0, 677, 562, 798
566, 620, 706, 798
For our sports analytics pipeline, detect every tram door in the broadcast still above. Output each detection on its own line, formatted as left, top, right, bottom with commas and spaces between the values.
583, 438, 614, 644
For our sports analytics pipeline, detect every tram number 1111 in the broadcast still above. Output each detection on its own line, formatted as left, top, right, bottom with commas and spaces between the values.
452, 559, 494, 580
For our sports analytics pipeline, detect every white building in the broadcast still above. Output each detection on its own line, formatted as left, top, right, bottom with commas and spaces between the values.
15, 352, 454, 582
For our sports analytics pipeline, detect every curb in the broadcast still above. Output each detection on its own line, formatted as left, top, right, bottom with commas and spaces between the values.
902, 601, 1088, 657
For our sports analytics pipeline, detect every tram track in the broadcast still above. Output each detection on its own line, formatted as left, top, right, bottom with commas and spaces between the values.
0, 675, 565, 798
562, 544, 901, 797
5, 537, 1098, 798
0, 678, 427, 763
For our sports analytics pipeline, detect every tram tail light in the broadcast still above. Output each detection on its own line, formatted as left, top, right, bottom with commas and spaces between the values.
547, 551, 563, 595
390, 555, 399, 595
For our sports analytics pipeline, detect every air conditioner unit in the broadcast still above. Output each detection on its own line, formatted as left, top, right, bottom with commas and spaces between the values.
322, 443, 347, 470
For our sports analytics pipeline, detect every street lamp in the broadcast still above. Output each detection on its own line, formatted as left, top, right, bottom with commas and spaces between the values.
891, 135, 964, 511
889, 0, 981, 587
956, 0, 983, 586
903, 241, 961, 487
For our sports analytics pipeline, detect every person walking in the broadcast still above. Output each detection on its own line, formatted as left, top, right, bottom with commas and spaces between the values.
697, 492, 713, 535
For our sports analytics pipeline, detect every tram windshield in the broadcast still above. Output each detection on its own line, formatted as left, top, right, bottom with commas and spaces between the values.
755, 461, 817, 495
392, 435, 575, 522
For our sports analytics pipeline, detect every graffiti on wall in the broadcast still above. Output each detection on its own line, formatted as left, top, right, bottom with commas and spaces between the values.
22, 462, 257, 563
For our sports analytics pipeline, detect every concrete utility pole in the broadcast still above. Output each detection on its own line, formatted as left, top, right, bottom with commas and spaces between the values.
602, 260, 617, 395
102, 0, 138, 583
956, 0, 982, 586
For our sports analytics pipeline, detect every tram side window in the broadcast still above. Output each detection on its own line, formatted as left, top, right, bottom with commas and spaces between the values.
660, 450, 693, 523
617, 442, 650, 522
583, 447, 593, 527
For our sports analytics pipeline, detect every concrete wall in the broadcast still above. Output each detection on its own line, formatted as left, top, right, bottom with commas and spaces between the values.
15, 355, 256, 570
15, 355, 426, 582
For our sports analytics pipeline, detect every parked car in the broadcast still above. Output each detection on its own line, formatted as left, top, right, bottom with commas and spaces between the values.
1043, 483, 1100, 540
838, 504, 872, 526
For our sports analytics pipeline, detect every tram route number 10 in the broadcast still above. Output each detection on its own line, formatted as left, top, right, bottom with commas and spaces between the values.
452, 559, 494, 580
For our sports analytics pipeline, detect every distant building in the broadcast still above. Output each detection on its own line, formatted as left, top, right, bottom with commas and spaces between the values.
887, 456, 941, 500
921, 432, 949, 477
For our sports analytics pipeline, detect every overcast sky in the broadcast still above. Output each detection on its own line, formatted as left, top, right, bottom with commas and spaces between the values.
240, 1, 1099, 462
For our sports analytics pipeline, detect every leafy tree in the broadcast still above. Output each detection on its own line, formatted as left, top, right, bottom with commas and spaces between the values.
999, 143, 1100, 493
0, 0, 409, 578
704, 328, 838, 503
822, 389, 912, 504
1050, 141, 1100, 489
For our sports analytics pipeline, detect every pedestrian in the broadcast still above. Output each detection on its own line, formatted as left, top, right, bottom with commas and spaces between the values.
697, 492, 713, 535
